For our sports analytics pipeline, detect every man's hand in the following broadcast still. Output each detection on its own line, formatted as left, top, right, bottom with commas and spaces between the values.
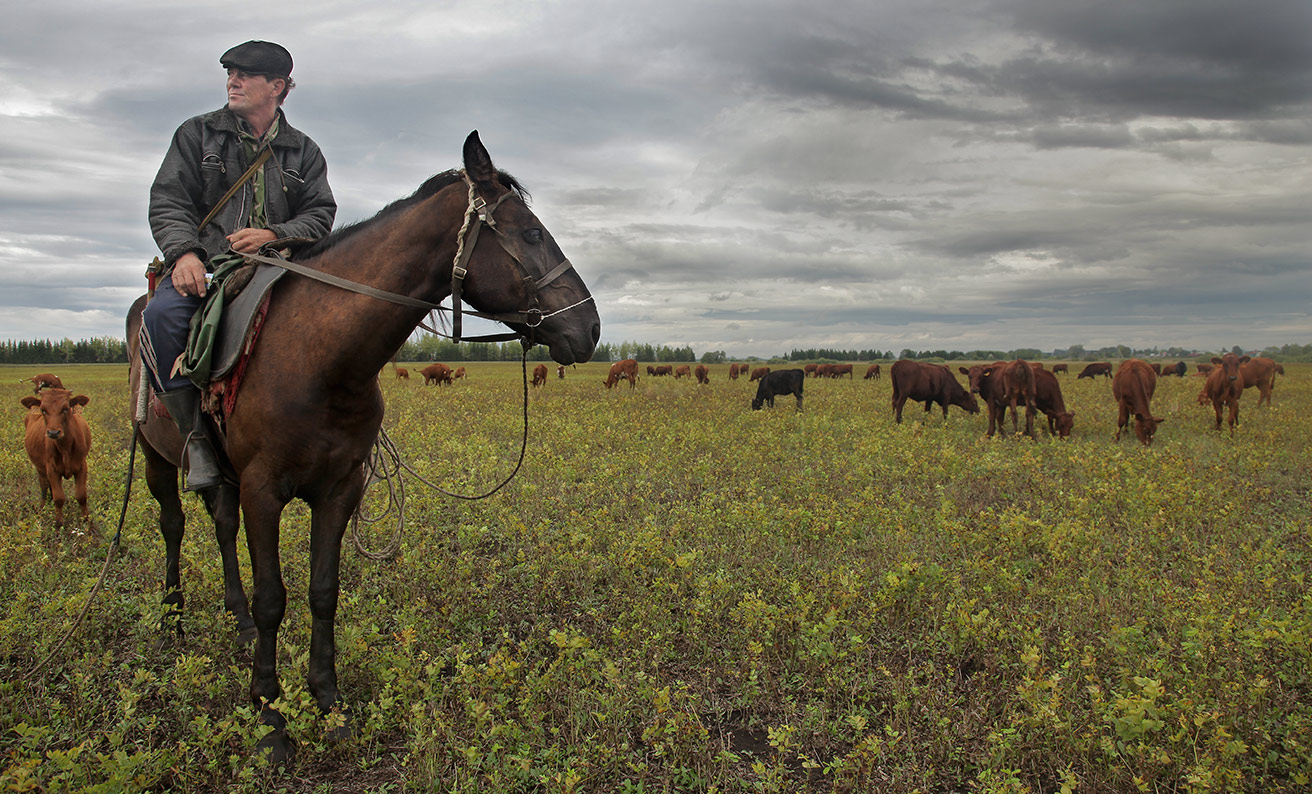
227, 228, 277, 254
171, 252, 208, 297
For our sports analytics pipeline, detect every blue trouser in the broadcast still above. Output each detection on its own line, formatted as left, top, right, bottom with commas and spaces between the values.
140, 277, 202, 392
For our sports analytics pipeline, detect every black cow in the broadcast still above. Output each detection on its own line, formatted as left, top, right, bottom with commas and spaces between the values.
751, 369, 805, 411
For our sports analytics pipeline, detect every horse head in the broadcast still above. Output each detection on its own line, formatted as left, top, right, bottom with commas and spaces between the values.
457, 131, 600, 366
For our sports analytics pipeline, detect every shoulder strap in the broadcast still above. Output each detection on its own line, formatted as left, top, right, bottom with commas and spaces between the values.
197, 146, 273, 233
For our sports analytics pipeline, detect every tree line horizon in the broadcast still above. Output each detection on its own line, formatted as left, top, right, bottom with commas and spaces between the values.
3, 336, 1311, 367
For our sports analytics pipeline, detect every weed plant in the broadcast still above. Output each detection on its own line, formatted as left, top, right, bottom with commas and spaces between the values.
0, 362, 1308, 792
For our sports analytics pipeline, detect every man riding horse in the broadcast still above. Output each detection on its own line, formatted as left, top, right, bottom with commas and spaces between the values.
141, 40, 336, 490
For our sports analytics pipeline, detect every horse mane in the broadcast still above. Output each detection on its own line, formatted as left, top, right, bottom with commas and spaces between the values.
296, 168, 530, 260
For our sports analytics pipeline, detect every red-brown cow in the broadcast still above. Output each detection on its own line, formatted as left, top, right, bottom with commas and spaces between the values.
1196, 363, 1213, 374
649, 365, 673, 377
1112, 359, 1164, 445
674, 365, 691, 379
864, 363, 881, 380
728, 364, 742, 380
394, 367, 409, 380
453, 366, 467, 380
1030, 364, 1074, 438
531, 364, 548, 387
557, 365, 566, 379
750, 367, 770, 382
695, 364, 710, 384
1199, 353, 1244, 434
804, 363, 819, 377
421, 362, 453, 385
1077, 362, 1113, 379
604, 358, 639, 389
892, 360, 979, 423
1051, 363, 1068, 375
1275, 363, 1285, 376
21, 388, 92, 527
960, 360, 1036, 437
828, 363, 853, 379
24, 373, 64, 393
1238, 356, 1276, 407
1163, 361, 1187, 377
1150, 363, 1162, 375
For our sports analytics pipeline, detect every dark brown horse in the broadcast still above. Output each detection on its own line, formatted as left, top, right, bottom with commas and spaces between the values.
126, 132, 599, 761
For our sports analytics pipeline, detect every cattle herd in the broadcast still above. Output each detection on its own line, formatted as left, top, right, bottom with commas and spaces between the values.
12, 354, 1286, 527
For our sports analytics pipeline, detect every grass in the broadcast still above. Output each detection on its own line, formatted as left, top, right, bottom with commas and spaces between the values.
0, 361, 1309, 792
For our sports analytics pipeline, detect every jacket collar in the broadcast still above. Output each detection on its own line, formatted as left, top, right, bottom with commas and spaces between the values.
201, 106, 306, 149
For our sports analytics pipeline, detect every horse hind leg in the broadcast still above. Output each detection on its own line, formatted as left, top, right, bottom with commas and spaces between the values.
200, 483, 256, 643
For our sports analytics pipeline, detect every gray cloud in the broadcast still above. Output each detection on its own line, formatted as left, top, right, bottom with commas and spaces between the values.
0, 0, 1308, 357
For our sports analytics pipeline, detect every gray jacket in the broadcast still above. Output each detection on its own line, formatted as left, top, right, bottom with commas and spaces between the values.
149, 107, 336, 269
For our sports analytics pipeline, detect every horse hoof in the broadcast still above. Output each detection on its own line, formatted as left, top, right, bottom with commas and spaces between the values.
256, 730, 296, 764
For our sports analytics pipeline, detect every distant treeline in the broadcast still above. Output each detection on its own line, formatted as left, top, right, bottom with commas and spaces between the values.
4, 337, 1311, 366
0, 338, 128, 365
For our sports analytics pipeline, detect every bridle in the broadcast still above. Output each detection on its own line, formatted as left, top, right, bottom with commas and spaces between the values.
235, 169, 594, 345
447, 170, 593, 343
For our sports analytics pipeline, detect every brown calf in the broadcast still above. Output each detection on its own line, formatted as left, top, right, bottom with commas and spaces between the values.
21, 389, 92, 527
864, 363, 881, 380
1112, 359, 1164, 445
1238, 356, 1276, 407
604, 359, 639, 389
531, 364, 548, 387
695, 364, 710, 384
1199, 353, 1244, 434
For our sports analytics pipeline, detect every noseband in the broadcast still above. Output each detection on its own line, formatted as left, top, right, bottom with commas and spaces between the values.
448, 171, 594, 343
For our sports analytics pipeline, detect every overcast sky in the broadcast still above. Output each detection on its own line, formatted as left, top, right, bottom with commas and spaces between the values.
1, 0, 1308, 358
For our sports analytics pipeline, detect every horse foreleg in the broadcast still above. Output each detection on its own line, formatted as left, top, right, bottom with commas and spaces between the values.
241, 485, 291, 762
307, 473, 364, 733
200, 484, 255, 643
141, 439, 186, 635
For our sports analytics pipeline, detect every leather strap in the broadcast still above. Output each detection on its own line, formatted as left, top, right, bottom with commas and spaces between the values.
198, 146, 273, 233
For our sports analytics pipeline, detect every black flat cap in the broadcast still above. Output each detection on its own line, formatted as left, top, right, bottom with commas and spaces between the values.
220, 41, 293, 76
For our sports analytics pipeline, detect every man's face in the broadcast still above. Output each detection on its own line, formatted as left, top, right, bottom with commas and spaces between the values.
226, 68, 281, 119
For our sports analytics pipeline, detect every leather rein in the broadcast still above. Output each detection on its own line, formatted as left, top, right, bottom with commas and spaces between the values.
235, 170, 594, 344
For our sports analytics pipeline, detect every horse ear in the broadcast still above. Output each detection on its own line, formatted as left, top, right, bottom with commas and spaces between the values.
463, 130, 496, 186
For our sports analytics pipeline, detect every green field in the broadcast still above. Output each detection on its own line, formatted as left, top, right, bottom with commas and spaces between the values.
2, 361, 1309, 793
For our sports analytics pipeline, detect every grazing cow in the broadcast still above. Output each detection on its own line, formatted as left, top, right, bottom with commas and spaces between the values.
453, 366, 467, 380
1051, 364, 1068, 375
531, 364, 548, 387
604, 358, 639, 389
751, 369, 804, 411
1200, 353, 1244, 434
804, 363, 819, 377
1238, 356, 1277, 407
421, 362, 453, 385
1112, 359, 1164, 445
557, 365, 566, 379
864, 363, 881, 380
1274, 363, 1285, 376
21, 388, 92, 527
1077, 362, 1113, 379
394, 367, 409, 380
891, 360, 979, 423
1196, 363, 1213, 374
695, 364, 710, 384
828, 363, 854, 379
1165, 361, 1187, 377
1150, 363, 1162, 375
674, 365, 691, 379
24, 373, 64, 393
749, 367, 770, 382
1031, 364, 1074, 438
728, 364, 742, 380
960, 360, 1036, 437
649, 365, 673, 377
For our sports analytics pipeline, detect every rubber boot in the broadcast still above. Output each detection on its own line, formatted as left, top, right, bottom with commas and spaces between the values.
158, 388, 224, 491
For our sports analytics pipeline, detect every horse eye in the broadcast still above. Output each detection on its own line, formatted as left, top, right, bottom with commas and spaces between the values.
523, 229, 543, 245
